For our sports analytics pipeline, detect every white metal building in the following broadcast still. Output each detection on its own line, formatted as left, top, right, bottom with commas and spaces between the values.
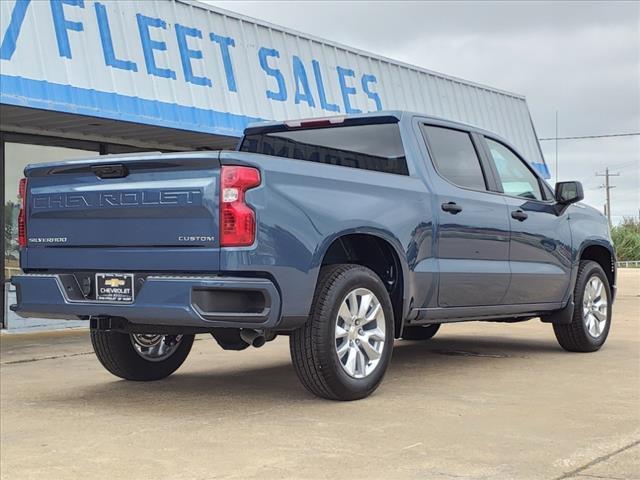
1, 0, 549, 328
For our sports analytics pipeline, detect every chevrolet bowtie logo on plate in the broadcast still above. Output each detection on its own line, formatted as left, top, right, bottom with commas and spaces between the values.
104, 278, 126, 288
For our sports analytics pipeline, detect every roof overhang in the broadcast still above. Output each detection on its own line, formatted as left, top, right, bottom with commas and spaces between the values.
0, 105, 239, 151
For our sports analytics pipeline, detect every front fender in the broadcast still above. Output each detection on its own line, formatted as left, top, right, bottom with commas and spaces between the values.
568, 204, 616, 299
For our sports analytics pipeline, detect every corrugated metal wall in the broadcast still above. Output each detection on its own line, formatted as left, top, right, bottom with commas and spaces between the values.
0, 0, 546, 172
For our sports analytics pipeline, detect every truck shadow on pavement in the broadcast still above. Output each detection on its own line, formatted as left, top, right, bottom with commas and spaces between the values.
400, 334, 561, 358
43, 334, 562, 410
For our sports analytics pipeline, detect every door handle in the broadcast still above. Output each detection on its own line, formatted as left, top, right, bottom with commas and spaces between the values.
441, 202, 463, 214
511, 209, 528, 221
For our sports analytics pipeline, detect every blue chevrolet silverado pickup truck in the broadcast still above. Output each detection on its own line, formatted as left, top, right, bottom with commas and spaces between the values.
11, 111, 616, 400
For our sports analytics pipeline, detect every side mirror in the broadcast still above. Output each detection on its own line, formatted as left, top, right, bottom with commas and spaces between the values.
555, 181, 584, 204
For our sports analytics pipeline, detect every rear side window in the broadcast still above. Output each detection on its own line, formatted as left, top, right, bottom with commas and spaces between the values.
240, 122, 408, 175
421, 125, 487, 190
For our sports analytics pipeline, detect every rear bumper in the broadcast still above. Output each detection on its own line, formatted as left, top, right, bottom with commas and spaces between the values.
10, 274, 281, 329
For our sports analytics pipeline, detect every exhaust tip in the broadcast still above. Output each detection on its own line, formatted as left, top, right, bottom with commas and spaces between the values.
240, 329, 266, 348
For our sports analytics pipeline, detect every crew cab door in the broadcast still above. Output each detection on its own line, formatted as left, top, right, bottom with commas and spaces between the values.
420, 124, 511, 307
480, 136, 572, 304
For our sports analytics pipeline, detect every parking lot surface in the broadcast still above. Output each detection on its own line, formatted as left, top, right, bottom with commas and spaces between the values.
1, 269, 638, 480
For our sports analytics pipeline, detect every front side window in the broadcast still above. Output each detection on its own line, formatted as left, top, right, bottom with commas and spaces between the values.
485, 138, 542, 200
421, 125, 487, 190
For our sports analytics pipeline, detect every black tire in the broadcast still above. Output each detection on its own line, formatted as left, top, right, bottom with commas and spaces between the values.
553, 260, 612, 352
401, 324, 440, 340
90, 329, 194, 381
289, 264, 394, 401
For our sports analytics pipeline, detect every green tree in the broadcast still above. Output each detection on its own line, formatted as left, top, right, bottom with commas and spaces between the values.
4, 201, 21, 280
611, 217, 640, 262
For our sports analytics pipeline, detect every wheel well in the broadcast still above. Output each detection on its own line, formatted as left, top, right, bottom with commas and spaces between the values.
581, 245, 615, 288
322, 234, 404, 338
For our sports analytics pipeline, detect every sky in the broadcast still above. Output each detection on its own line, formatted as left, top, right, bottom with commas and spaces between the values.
209, 0, 639, 223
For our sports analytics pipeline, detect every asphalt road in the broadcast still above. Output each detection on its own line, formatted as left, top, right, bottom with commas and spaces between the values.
1, 270, 638, 480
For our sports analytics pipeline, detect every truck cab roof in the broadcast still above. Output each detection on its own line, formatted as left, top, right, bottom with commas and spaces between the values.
246, 109, 519, 144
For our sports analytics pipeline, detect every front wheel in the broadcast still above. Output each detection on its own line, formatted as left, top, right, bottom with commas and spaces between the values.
553, 260, 612, 352
91, 329, 194, 381
290, 264, 394, 401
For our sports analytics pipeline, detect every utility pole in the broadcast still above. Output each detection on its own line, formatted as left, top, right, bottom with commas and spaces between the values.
596, 167, 620, 228
555, 111, 559, 181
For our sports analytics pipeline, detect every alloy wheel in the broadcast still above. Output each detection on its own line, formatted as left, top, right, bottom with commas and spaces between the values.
130, 334, 183, 362
334, 288, 386, 378
582, 275, 608, 338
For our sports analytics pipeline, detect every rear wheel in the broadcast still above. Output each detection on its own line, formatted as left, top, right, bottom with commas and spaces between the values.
553, 260, 612, 352
91, 329, 194, 381
290, 264, 394, 401
402, 324, 440, 340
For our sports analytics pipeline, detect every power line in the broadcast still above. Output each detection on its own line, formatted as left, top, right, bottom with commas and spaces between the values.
539, 132, 640, 141
608, 160, 638, 169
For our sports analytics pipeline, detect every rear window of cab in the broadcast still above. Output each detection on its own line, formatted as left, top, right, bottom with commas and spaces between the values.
240, 122, 409, 175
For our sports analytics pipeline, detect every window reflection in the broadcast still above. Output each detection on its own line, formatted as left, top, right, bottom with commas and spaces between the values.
3, 143, 97, 280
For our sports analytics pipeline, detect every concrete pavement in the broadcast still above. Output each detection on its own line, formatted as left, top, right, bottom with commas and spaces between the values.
1, 270, 638, 480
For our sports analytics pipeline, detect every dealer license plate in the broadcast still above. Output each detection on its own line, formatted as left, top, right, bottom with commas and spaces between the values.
95, 273, 134, 303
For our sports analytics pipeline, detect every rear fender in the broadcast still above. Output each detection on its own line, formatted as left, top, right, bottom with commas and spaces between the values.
312, 227, 411, 327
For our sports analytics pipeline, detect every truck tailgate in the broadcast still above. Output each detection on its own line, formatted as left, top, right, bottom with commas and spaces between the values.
22, 152, 221, 272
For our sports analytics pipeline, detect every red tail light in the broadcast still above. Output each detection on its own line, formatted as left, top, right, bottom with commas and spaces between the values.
18, 178, 27, 248
220, 166, 261, 247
